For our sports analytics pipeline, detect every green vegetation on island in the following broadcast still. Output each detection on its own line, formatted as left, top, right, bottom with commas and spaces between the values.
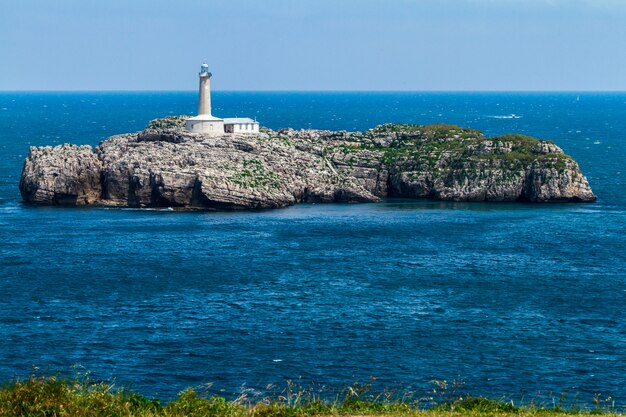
1, 374, 622, 417
315, 123, 573, 173
231, 158, 282, 190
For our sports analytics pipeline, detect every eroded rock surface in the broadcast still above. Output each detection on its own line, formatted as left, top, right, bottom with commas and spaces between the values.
19, 118, 596, 209
20, 144, 102, 205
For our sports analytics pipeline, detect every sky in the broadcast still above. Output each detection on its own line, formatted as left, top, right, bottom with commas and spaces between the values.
1, 0, 626, 91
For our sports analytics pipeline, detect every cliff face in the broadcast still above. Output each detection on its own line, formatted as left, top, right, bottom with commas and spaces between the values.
19, 118, 596, 209
19, 144, 102, 205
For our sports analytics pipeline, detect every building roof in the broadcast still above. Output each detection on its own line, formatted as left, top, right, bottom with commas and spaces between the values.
187, 115, 224, 121
223, 118, 258, 124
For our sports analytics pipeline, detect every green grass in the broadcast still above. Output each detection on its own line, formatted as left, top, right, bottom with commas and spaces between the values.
369, 124, 482, 140
357, 125, 573, 175
0, 375, 622, 417
324, 124, 562, 168
146, 116, 189, 130
231, 158, 281, 190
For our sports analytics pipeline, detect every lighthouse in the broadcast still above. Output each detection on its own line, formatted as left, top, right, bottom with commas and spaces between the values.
185, 63, 260, 135
197, 63, 212, 116
185, 63, 225, 135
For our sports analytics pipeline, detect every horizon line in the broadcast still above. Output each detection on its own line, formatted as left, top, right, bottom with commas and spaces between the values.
2, 89, 626, 94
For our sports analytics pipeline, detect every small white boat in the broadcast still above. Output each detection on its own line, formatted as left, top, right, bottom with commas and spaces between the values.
489, 114, 522, 119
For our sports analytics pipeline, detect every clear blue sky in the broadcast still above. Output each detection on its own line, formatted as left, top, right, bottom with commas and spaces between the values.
2, 0, 625, 91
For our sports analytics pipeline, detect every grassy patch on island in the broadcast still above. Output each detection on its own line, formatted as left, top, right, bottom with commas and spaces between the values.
231, 158, 281, 190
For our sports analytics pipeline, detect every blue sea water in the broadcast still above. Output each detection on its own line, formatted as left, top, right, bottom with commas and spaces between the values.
0, 92, 625, 403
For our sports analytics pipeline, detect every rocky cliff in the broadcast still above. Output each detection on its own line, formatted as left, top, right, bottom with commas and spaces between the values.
19, 117, 596, 209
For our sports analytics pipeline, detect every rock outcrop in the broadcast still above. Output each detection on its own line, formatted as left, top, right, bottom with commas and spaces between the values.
20, 144, 102, 205
19, 118, 597, 209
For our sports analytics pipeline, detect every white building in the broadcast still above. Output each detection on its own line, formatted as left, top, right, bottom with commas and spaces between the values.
224, 118, 259, 134
185, 63, 259, 135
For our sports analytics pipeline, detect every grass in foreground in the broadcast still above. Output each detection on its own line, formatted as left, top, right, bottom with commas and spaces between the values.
0, 374, 622, 417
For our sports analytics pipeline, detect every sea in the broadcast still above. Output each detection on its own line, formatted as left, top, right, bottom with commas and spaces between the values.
0, 92, 625, 404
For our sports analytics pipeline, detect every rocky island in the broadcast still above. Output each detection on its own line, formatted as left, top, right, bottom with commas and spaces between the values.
19, 116, 596, 209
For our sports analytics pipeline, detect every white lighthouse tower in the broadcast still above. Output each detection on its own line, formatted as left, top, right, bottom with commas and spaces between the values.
185, 63, 224, 134
197, 63, 213, 115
